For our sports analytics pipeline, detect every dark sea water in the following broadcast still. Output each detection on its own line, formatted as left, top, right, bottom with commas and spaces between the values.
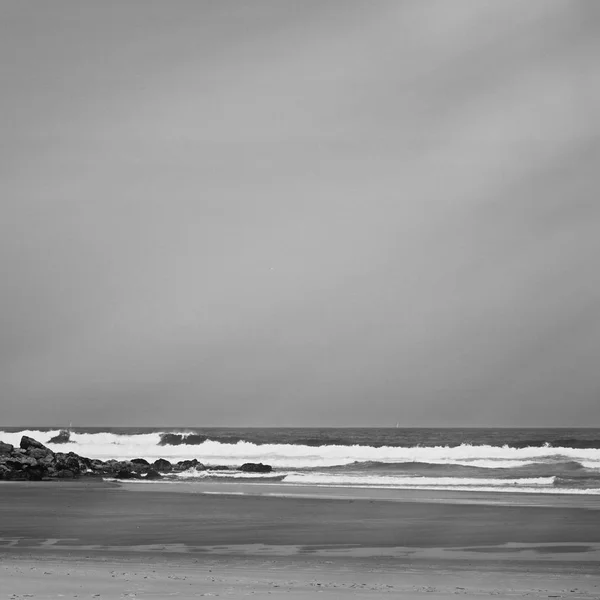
2, 427, 600, 494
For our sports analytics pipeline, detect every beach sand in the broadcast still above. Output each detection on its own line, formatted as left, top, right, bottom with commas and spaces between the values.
1, 481, 599, 598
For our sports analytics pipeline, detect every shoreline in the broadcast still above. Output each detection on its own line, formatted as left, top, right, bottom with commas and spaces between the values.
2, 481, 599, 597
2, 480, 599, 552
3, 431, 600, 496
4, 477, 600, 507
116, 479, 600, 507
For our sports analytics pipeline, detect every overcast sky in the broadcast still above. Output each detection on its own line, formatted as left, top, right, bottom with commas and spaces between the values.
1, 1, 599, 427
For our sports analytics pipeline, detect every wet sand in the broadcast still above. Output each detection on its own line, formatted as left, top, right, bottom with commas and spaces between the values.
1, 481, 599, 598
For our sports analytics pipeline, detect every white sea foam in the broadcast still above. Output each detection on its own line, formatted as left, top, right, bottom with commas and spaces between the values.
168, 471, 561, 489
174, 469, 283, 480
5, 429, 598, 494
283, 484, 600, 495
282, 474, 556, 487
167, 470, 575, 492
1, 430, 599, 470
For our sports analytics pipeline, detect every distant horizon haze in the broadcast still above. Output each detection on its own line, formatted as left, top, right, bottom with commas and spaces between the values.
2, 422, 599, 431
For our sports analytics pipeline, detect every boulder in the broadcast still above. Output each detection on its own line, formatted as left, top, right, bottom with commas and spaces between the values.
152, 458, 173, 472
0, 442, 13, 455
4, 455, 37, 469
102, 459, 119, 470
0, 455, 47, 480
26, 466, 46, 480
91, 460, 130, 477
20, 436, 50, 451
0, 464, 28, 480
116, 468, 141, 479
81, 470, 103, 478
55, 469, 75, 478
129, 458, 152, 474
28, 447, 55, 461
239, 462, 272, 473
174, 459, 205, 471
54, 452, 86, 476
144, 469, 162, 479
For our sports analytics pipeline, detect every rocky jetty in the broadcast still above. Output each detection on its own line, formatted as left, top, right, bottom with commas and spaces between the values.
0, 436, 92, 480
0, 436, 273, 481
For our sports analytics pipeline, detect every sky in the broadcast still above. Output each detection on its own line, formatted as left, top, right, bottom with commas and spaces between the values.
1, 0, 599, 427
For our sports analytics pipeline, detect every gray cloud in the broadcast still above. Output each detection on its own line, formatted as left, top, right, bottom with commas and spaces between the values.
1, 1, 599, 426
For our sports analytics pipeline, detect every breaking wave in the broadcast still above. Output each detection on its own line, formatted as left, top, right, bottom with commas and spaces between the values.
156, 432, 600, 449
0, 430, 599, 469
2, 428, 599, 494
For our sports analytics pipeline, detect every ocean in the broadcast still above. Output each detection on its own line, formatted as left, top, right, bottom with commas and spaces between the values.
2, 427, 600, 495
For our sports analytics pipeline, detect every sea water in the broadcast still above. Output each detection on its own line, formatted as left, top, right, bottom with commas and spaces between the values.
1, 427, 599, 494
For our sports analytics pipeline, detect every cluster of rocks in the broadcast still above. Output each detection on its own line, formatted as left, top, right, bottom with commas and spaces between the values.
0, 436, 93, 481
0, 436, 272, 481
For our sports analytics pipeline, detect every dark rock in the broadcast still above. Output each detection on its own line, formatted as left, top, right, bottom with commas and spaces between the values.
48, 429, 71, 444
91, 460, 130, 477
0, 435, 160, 482
144, 469, 162, 479
4, 455, 37, 469
78, 454, 93, 470
174, 459, 205, 471
206, 465, 230, 471
0, 442, 13, 455
239, 462, 272, 473
56, 469, 75, 478
99, 462, 118, 476
87, 465, 112, 477
152, 458, 173, 472
28, 447, 55, 461
128, 458, 152, 474
0, 466, 28, 480
26, 466, 46, 480
20, 436, 50, 451
54, 452, 87, 476
116, 468, 141, 479
103, 459, 119, 469
1, 454, 48, 480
